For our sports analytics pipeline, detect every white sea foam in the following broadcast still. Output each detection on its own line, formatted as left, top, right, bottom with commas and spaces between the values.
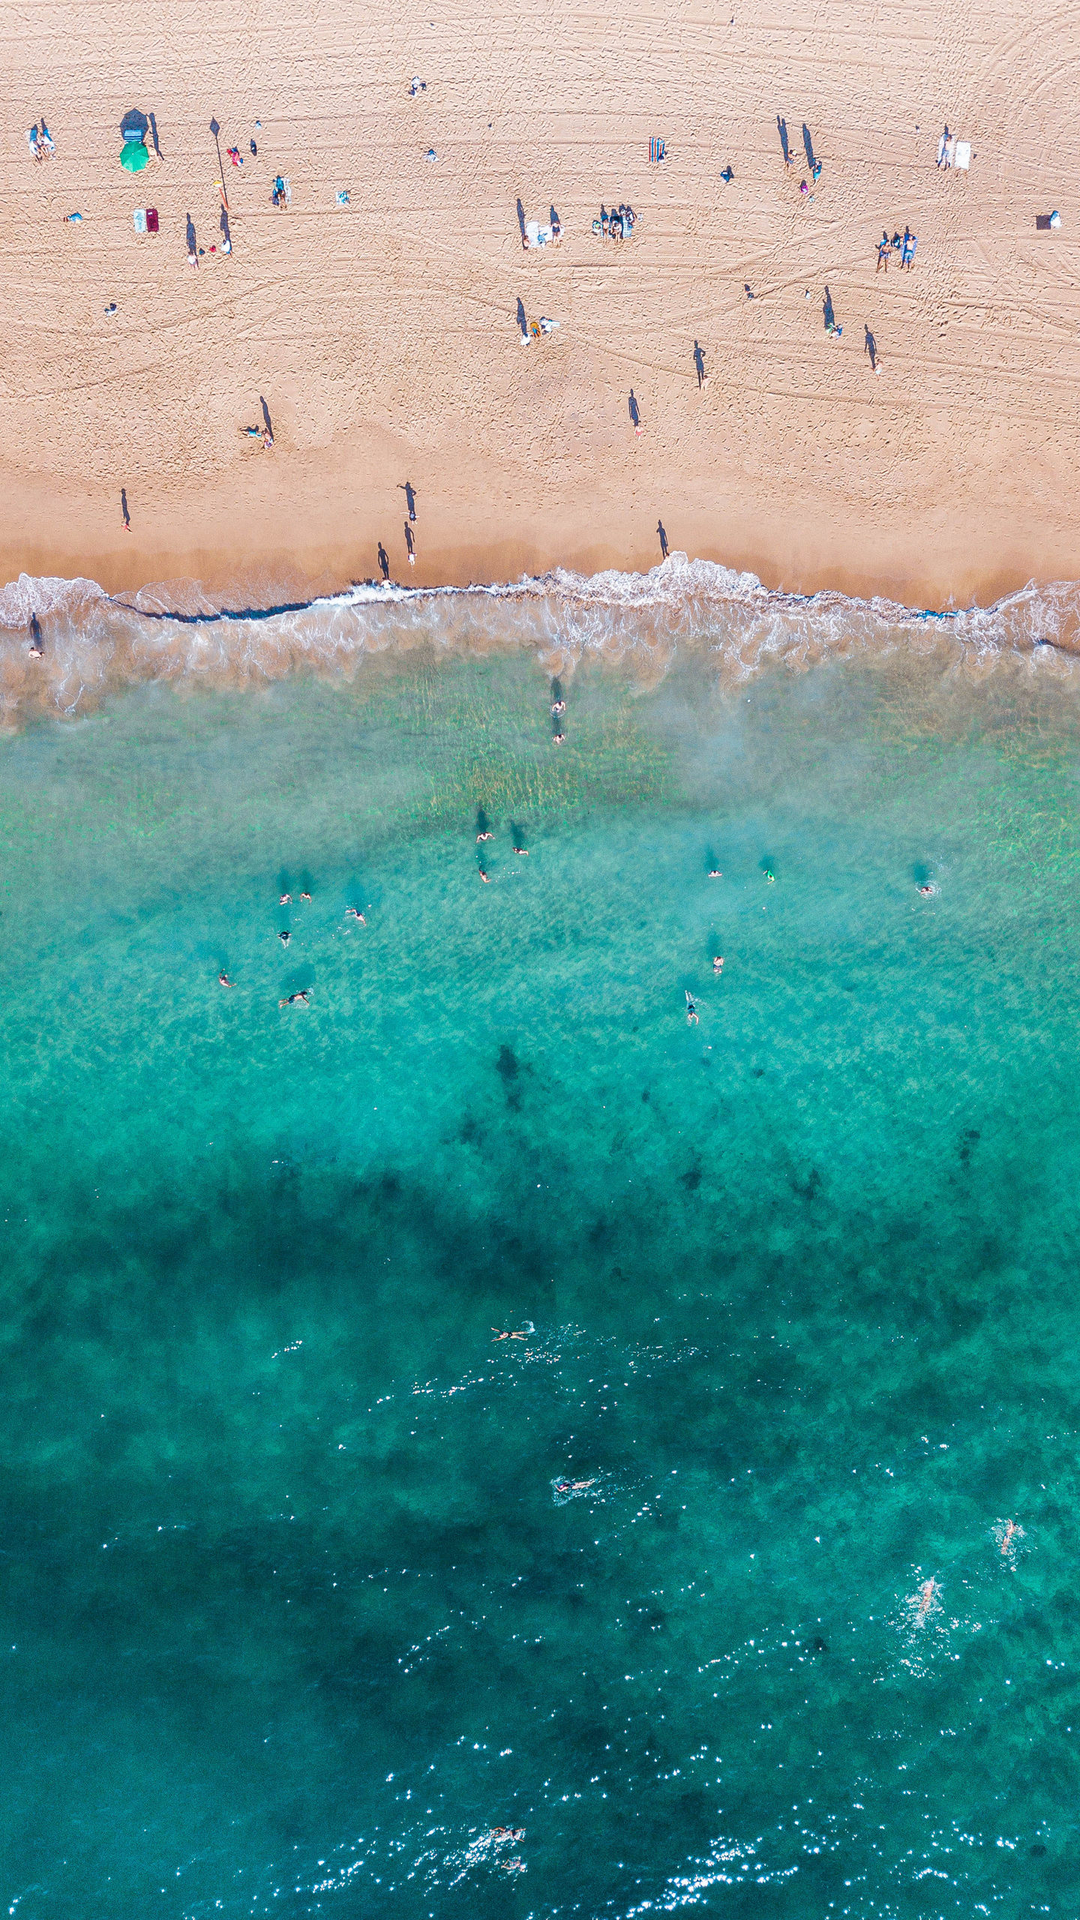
1, 555, 1078, 723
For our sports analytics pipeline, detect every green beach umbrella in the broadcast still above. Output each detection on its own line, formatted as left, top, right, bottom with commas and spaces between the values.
120, 106, 149, 171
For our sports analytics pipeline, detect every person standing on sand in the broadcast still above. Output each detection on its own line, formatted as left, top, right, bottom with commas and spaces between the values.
876, 232, 890, 272
693, 340, 707, 388
404, 522, 415, 566
378, 543, 390, 582
628, 389, 642, 435
120, 487, 131, 532
398, 480, 417, 521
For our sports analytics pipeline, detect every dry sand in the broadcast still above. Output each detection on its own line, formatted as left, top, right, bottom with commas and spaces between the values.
4, 0, 1080, 609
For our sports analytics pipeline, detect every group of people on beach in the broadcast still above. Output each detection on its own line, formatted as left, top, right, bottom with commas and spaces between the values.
593, 202, 636, 240
876, 227, 917, 272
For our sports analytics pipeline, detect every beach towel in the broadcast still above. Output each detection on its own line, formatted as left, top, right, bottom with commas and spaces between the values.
133, 208, 147, 234
335, 189, 350, 206
954, 141, 971, 169
146, 207, 159, 233
525, 219, 539, 246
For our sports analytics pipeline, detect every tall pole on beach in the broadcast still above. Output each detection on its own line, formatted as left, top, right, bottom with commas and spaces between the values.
210, 117, 229, 210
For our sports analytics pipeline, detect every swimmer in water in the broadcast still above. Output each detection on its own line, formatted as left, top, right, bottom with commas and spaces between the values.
278, 928, 290, 946
279, 893, 291, 904
708, 868, 723, 878
554, 1478, 596, 1494
915, 1577, 939, 1621
763, 867, 775, 884
1000, 1518, 1017, 1555
513, 844, 529, 855
345, 907, 367, 924
492, 1327, 528, 1341
299, 890, 312, 902
917, 882, 936, 897
478, 865, 490, 882
218, 971, 235, 988
685, 990, 699, 1025
477, 829, 494, 842
489, 1826, 525, 1842
279, 990, 310, 1008
551, 698, 566, 715
713, 955, 724, 975
552, 731, 565, 745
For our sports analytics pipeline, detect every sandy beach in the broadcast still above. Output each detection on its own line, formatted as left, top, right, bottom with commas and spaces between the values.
4, 0, 1080, 609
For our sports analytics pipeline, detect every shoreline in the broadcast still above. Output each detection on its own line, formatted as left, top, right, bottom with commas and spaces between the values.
3, 469, 1073, 619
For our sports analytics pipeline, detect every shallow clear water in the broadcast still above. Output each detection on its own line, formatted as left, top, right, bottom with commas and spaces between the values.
1, 646, 1078, 1917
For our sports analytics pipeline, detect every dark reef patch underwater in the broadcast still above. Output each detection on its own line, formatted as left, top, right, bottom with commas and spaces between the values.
0, 639, 1079, 1917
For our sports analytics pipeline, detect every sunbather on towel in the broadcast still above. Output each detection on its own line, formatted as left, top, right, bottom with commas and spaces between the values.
901, 232, 917, 269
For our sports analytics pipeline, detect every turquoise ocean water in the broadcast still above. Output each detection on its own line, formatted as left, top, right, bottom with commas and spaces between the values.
1, 566, 1079, 1916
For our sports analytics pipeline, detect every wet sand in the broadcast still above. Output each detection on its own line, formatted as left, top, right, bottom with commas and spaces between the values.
5, 0, 1080, 609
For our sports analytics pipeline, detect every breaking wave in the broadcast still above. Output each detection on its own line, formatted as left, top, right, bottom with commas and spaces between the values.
1, 554, 1078, 723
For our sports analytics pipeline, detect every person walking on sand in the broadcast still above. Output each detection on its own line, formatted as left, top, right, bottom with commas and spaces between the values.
398, 480, 417, 521
628, 389, 642, 435
404, 522, 415, 566
876, 232, 890, 272
120, 487, 131, 532
657, 520, 669, 560
693, 340, 707, 388
864, 324, 879, 372
378, 543, 390, 582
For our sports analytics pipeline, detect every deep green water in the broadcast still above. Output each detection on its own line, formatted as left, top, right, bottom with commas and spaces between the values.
0, 649, 1078, 1918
